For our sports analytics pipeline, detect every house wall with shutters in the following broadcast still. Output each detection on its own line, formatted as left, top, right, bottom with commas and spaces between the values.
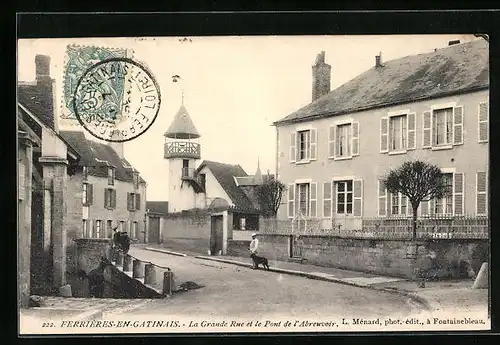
276, 89, 489, 220
83, 174, 146, 240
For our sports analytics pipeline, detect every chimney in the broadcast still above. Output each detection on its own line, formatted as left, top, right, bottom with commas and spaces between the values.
35, 55, 51, 79
34, 55, 59, 131
448, 39, 461, 46
312, 51, 331, 101
109, 130, 124, 158
375, 52, 383, 68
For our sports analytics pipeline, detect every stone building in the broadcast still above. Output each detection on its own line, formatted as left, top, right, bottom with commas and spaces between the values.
17, 54, 146, 304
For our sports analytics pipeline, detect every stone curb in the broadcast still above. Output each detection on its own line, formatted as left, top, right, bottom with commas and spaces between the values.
145, 247, 188, 257
193, 255, 432, 312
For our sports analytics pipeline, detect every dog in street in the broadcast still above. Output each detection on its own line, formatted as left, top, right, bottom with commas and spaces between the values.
250, 253, 270, 270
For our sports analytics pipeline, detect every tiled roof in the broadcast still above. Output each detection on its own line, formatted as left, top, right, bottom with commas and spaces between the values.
164, 105, 201, 139
18, 82, 55, 130
274, 39, 489, 125
196, 160, 256, 211
59, 130, 146, 184
146, 201, 169, 215
235, 174, 275, 186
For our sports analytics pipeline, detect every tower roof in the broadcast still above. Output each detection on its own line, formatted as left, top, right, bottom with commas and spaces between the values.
164, 105, 200, 139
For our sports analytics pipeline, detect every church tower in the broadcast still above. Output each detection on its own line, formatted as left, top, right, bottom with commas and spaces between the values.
164, 104, 201, 213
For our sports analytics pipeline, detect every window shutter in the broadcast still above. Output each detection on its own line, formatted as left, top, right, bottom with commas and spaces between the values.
127, 192, 132, 211
328, 125, 336, 158
112, 189, 117, 209
378, 180, 387, 216
478, 102, 489, 143
407, 112, 416, 150
429, 199, 435, 215
289, 132, 296, 163
309, 182, 317, 218
422, 111, 432, 148
420, 199, 429, 216
352, 121, 360, 156
353, 179, 363, 217
380, 117, 388, 153
323, 182, 332, 218
287, 184, 295, 218
310, 128, 317, 161
453, 106, 464, 145
136, 193, 141, 210
88, 184, 93, 205
453, 172, 464, 215
88, 219, 94, 238
476, 172, 487, 215
331, 181, 337, 217
104, 189, 109, 208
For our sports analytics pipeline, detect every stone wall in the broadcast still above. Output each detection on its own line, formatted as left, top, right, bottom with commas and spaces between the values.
156, 211, 211, 254
258, 233, 489, 279
256, 234, 291, 261
66, 172, 83, 274
227, 240, 251, 257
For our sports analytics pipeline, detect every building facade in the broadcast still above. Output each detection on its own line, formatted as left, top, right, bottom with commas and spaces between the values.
60, 130, 148, 242
273, 39, 489, 231
18, 54, 147, 303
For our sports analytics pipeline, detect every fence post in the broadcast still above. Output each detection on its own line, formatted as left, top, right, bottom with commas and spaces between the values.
144, 263, 156, 285
116, 251, 124, 266
132, 259, 145, 278
163, 271, 173, 295
123, 254, 133, 272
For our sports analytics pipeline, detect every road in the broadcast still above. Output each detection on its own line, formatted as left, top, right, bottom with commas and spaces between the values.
104, 247, 422, 319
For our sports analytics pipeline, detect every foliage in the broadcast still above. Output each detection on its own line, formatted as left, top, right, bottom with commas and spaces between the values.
256, 178, 286, 217
382, 160, 450, 240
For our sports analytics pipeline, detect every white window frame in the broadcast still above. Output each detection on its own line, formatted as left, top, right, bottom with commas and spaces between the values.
388, 192, 410, 217
334, 180, 354, 215
387, 111, 409, 154
430, 102, 456, 151
478, 101, 489, 143
82, 219, 88, 238
297, 182, 310, 217
476, 171, 488, 216
335, 122, 353, 160
297, 129, 311, 163
95, 220, 102, 238
432, 167, 455, 216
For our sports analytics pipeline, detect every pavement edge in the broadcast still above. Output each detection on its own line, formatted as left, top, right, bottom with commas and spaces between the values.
192, 255, 433, 312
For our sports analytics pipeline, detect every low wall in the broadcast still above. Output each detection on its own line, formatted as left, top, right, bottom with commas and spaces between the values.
161, 212, 211, 240
257, 234, 291, 261
227, 240, 251, 257
258, 233, 489, 279
73, 238, 112, 274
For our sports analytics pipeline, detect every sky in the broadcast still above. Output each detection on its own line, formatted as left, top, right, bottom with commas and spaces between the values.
17, 34, 477, 201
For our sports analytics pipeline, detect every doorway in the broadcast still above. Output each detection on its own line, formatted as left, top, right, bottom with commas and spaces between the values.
148, 216, 161, 244
210, 215, 224, 255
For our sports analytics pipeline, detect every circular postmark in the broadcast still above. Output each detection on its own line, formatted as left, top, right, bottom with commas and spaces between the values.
72, 57, 161, 142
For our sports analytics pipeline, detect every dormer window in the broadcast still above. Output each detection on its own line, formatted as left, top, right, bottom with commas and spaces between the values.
108, 167, 115, 186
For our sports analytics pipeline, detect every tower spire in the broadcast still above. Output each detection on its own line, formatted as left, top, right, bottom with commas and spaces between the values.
181, 89, 184, 105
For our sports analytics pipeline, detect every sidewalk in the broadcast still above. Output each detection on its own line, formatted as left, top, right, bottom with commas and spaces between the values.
145, 245, 488, 314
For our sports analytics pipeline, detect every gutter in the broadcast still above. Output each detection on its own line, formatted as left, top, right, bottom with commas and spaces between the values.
272, 85, 489, 127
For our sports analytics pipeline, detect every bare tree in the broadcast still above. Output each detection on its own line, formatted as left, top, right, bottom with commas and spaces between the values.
382, 160, 449, 240
256, 179, 286, 218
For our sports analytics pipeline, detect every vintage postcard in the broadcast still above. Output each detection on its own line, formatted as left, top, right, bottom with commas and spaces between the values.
17, 34, 490, 335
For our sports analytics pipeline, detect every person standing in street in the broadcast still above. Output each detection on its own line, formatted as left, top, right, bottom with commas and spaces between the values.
249, 233, 259, 255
